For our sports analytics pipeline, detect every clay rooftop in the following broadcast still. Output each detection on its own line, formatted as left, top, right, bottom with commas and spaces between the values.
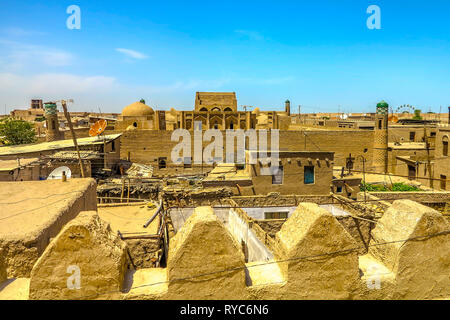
0, 158, 39, 171
0, 133, 122, 156
0, 179, 96, 240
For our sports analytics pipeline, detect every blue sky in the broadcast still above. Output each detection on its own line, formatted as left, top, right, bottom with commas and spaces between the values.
0, 0, 449, 114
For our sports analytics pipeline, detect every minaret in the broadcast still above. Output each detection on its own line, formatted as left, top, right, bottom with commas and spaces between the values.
285, 100, 291, 116
44, 102, 61, 142
373, 100, 389, 173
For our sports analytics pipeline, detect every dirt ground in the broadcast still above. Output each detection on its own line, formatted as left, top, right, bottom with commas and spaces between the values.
97, 204, 160, 235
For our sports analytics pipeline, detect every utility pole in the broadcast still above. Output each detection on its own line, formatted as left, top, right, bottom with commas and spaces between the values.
298, 105, 301, 124
61, 100, 85, 178
423, 127, 433, 188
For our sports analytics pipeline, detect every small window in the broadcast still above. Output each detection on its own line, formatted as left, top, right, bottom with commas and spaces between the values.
408, 165, 416, 180
264, 211, 288, 219
410, 132, 415, 141
443, 140, 448, 156
440, 175, 447, 190
378, 119, 382, 129
430, 132, 436, 137
304, 166, 315, 184
111, 140, 115, 152
183, 157, 192, 169
158, 157, 167, 169
133, 122, 137, 128
272, 166, 283, 184
336, 186, 343, 193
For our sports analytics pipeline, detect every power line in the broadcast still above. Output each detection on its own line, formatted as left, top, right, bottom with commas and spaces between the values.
72, 228, 450, 300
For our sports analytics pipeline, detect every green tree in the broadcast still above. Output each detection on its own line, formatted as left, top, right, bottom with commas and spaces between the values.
0, 117, 37, 145
412, 109, 422, 120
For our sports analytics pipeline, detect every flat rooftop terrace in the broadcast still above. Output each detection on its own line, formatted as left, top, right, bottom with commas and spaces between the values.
0, 178, 97, 277
98, 204, 160, 235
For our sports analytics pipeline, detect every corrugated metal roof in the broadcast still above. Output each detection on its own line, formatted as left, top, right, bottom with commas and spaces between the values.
47, 150, 101, 160
0, 133, 122, 156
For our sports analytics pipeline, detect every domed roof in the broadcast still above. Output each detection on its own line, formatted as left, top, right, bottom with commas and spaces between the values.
252, 107, 260, 115
122, 101, 154, 117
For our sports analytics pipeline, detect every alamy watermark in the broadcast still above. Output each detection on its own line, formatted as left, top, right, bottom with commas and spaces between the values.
366, 264, 381, 290
67, 265, 81, 290
367, 5, 381, 30
66, 5, 81, 30
171, 122, 280, 175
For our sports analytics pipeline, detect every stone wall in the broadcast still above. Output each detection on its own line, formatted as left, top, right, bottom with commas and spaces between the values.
116, 129, 375, 175
367, 191, 450, 203
0, 250, 6, 283
361, 200, 450, 299
231, 193, 331, 207
0, 179, 98, 278
29, 211, 128, 300
166, 206, 246, 299
227, 209, 274, 262
18, 199, 450, 300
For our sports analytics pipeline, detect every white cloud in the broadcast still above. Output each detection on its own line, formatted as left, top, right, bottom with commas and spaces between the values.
0, 73, 118, 98
0, 40, 74, 70
2, 27, 47, 37
0, 72, 232, 113
115, 48, 148, 60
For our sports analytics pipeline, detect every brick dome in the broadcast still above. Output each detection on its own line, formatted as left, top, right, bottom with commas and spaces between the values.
121, 101, 154, 117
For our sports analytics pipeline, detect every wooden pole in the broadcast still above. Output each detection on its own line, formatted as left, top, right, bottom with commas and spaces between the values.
120, 179, 125, 203
61, 100, 85, 178
424, 127, 434, 188
127, 178, 130, 203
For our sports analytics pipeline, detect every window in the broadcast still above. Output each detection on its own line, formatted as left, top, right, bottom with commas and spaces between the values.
158, 157, 167, 169
264, 211, 288, 219
111, 141, 115, 152
183, 157, 192, 169
336, 186, 343, 193
409, 132, 415, 141
272, 165, 283, 184
304, 166, 315, 184
443, 137, 448, 156
440, 175, 447, 190
408, 165, 416, 180
378, 119, 382, 129
133, 122, 137, 128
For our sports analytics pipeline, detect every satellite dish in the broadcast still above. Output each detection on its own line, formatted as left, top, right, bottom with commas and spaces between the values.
89, 119, 107, 137
47, 166, 71, 180
388, 115, 399, 123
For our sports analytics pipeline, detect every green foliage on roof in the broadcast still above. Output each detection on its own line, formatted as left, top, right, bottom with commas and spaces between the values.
412, 109, 423, 120
361, 182, 421, 192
